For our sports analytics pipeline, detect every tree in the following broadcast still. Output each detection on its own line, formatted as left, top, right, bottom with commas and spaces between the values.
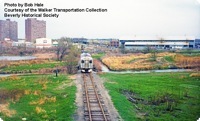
65, 46, 80, 74
56, 37, 71, 61
151, 49, 157, 61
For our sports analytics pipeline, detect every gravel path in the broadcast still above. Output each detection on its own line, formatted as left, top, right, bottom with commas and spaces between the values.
74, 72, 122, 121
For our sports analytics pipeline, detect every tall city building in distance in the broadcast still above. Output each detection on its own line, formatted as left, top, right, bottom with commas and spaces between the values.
0, 19, 18, 41
25, 18, 46, 42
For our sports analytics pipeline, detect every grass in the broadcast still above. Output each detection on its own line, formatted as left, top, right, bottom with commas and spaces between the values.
181, 53, 200, 57
126, 58, 142, 64
177, 49, 200, 53
164, 56, 174, 62
2, 63, 56, 71
92, 53, 105, 60
101, 72, 200, 121
0, 74, 76, 121
176, 49, 200, 56
1, 61, 65, 72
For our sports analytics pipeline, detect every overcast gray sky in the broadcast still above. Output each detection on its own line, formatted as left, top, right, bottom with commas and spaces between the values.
0, 0, 200, 39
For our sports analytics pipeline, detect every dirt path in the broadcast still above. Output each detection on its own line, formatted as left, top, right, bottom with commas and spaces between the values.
33, 53, 56, 59
74, 72, 122, 121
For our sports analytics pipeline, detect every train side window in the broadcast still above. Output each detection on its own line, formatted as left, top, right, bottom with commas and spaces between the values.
81, 60, 84, 63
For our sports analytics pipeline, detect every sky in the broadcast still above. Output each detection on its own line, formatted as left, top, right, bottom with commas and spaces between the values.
0, 0, 200, 39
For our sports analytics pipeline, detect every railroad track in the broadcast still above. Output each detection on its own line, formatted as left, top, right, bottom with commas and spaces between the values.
82, 73, 110, 121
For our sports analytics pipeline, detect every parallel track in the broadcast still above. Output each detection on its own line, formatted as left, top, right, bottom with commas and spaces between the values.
82, 73, 110, 121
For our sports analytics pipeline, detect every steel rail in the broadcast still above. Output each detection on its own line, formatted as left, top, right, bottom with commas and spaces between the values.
89, 73, 108, 121
83, 73, 92, 121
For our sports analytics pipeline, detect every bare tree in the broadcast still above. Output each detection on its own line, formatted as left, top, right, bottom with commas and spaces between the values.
65, 46, 80, 74
150, 49, 157, 61
56, 37, 71, 61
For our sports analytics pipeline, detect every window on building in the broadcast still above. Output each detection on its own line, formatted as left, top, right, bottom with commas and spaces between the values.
43, 40, 47, 43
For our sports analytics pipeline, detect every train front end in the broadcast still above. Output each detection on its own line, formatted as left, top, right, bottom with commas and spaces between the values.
80, 53, 93, 73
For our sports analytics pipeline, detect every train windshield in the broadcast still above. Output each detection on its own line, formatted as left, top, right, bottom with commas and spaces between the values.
81, 53, 91, 57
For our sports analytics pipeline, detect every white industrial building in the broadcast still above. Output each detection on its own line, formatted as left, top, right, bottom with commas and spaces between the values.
35, 38, 52, 48
119, 36, 195, 50
12, 39, 33, 47
52, 41, 58, 47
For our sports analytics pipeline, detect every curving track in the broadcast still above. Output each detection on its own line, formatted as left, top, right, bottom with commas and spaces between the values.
82, 73, 111, 121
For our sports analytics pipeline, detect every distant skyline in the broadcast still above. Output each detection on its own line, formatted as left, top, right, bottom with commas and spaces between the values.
0, 0, 200, 39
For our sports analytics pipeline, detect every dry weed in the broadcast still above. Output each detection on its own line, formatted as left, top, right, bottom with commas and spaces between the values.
175, 54, 200, 69
30, 96, 56, 105
190, 73, 200, 77
0, 89, 25, 103
33, 90, 41, 95
0, 77, 6, 82
24, 90, 31, 95
9, 75, 20, 81
69, 75, 76, 80
35, 106, 46, 114
102, 52, 178, 70
0, 103, 16, 117
42, 84, 47, 90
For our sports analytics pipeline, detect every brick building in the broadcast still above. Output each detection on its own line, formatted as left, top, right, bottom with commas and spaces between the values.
25, 18, 46, 42
0, 19, 18, 41
110, 39, 119, 47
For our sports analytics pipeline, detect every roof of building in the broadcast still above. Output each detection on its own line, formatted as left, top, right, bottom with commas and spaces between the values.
36, 38, 52, 40
120, 36, 195, 40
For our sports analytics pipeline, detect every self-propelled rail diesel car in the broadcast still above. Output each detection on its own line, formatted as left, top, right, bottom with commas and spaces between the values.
79, 53, 93, 73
